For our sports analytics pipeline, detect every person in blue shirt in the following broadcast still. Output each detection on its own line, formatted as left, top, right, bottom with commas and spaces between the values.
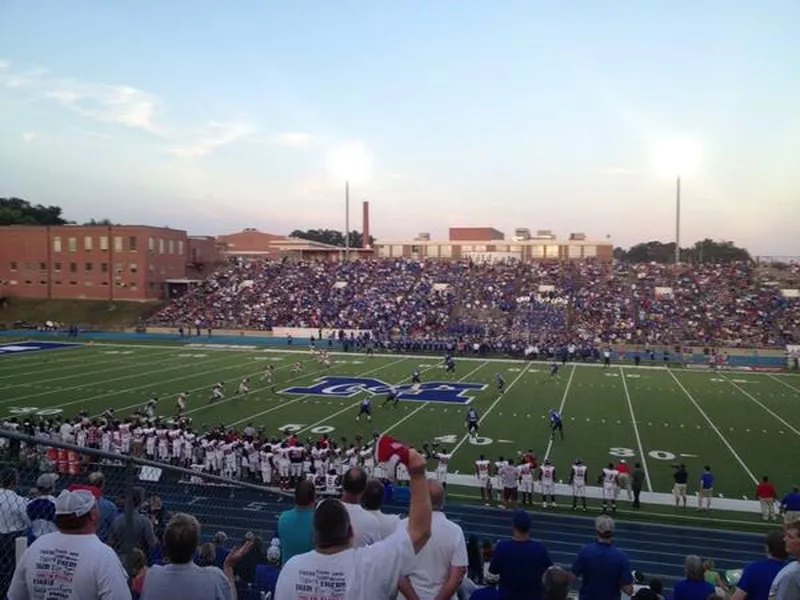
549, 409, 564, 441
570, 515, 633, 600
549, 362, 560, 377
382, 386, 399, 408
466, 407, 480, 439
356, 396, 372, 422
731, 529, 788, 600
780, 486, 800, 524
699, 466, 714, 512
277, 480, 315, 566
495, 373, 505, 394
672, 555, 715, 600
486, 510, 553, 600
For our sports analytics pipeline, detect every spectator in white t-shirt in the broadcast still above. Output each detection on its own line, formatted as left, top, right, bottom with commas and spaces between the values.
340, 467, 382, 547
397, 480, 467, 600
0, 468, 31, 598
362, 478, 401, 540
8, 489, 131, 600
275, 449, 433, 600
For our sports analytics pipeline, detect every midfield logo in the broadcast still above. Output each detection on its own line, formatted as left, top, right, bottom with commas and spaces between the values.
281, 376, 487, 404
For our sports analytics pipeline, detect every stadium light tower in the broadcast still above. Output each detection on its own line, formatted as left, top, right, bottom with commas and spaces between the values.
649, 137, 703, 264
327, 142, 371, 261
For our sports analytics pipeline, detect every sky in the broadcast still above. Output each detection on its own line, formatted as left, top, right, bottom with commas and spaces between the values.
1, 1, 799, 256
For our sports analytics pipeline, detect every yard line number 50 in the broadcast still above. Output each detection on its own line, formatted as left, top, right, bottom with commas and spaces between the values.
609, 447, 677, 461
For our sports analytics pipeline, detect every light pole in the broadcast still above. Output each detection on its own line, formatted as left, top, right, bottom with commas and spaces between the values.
345, 180, 350, 261
327, 142, 370, 263
650, 137, 702, 266
675, 176, 681, 264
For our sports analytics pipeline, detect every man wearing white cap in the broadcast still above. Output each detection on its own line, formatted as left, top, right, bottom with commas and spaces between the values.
8, 489, 131, 600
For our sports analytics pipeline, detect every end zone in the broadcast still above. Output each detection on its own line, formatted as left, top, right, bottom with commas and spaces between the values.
0, 340, 83, 356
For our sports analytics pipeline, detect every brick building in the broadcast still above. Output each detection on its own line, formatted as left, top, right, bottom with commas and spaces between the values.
373, 227, 613, 262
217, 228, 372, 261
0, 225, 218, 301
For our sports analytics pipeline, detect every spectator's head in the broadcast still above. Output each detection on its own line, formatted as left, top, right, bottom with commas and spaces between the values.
543, 566, 571, 600
785, 521, 800, 558
36, 473, 58, 495
683, 555, 705, 581
131, 486, 146, 509
428, 480, 445, 511
54, 489, 98, 534
341, 467, 367, 501
762, 475, 770, 483
87, 471, 106, 492
130, 548, 147, 575
150, 494, 163, 511
512, 509, 532, 538
1, 467, 19, 489
196, 542, 215, 566
314, 499, 352, 551
213, 531, 228, 546
361, 479, 385, 511
163, 513, 201, 564
765, 530, 788, 560
595, 515, 615, 541
632, 590, 660, 600
295, 479, 316, 508
266, 540, 281, 565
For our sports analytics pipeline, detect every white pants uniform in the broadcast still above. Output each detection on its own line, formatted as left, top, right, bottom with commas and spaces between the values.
573, 483, 586, 498
436, 467, 448, 483
279, 460, 290, 478
520, 476, 533, 494
603, 484, 616, 501
291, 462, 303, 478
542, 482, 555, 496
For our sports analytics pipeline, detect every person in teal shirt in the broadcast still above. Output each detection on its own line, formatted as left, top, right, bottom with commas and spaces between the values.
277, 480, 316, 565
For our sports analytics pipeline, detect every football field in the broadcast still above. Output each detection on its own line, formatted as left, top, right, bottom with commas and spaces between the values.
2, 340, 800, 522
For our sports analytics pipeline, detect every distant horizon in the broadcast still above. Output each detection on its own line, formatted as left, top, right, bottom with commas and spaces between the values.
1, 2, 798, 255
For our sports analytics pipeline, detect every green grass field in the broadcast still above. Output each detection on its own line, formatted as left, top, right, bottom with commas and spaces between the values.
2, 341, 800, 528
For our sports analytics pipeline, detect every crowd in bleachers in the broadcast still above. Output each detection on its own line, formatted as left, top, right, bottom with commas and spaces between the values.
151, 258, 800, 349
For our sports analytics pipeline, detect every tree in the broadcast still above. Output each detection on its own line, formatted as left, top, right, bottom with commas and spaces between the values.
0, 197, 70, 226
83, 218, 116, 226
615, 239, 751, 263
290, 228, 376, 248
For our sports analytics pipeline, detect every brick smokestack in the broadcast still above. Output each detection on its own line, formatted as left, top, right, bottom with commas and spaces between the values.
362, 201, 370, 248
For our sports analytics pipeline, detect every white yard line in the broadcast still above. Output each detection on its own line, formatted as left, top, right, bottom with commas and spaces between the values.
450, 362, 532, 457
9, 351, 275, 416
228, 357, 411, 430
91, 358, 304, 419
666, 368, 758, 484
542, 364, 576, 463
620, 366, 653, 492
0, 349, 179, 389
719, 373, 800, 436
380, 361, 489, 437
767, 373, 800, 395
0, 350, 244, 406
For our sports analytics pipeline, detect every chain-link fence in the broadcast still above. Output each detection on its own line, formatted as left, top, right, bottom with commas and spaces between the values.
0, 429, 290, 598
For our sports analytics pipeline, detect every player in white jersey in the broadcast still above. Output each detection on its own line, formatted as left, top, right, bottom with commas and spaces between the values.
259, 446, 274, 484
291, 361, 303, 374
539, 459, 557, 508
119, 422, 132, 454
493, 457, 508, 502
475, 455, 491, 503
499, 461, 519, 507
156, 427, 169, 461
435, 449, 452, 486
289, 444, 305, 481
144, 427, 156, 458
261, 364, 275, 382
144, 397, 158, 420
169, 429, 183, 464
359, 447, 375, 477
175, 392, 188, 418
324, 470, 341, 496
236, 377, 250, 396
517, 459, 534, 505
600, 462, 619, 513
277, 445, 291, 489
210, 382, 225, 403
570, 459, 588, 511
